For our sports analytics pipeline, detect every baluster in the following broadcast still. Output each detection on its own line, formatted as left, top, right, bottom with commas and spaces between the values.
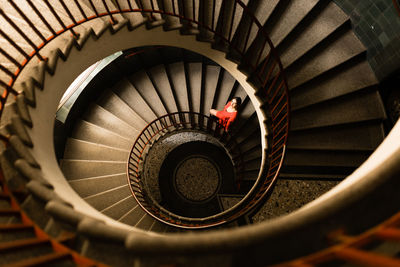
0, 9, 44, 61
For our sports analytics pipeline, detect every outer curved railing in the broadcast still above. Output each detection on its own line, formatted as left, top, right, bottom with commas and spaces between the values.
0, 0, 400, 266
0, 0, 289, 226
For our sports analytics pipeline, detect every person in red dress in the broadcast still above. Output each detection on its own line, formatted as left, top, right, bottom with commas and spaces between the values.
210, 97, 241, 131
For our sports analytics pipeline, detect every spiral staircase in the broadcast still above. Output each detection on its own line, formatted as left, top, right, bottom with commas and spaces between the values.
0, 0, 399, 266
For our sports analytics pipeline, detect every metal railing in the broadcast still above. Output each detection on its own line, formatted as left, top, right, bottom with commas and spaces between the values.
128, 112, 246, 228
0, 0, 289, 227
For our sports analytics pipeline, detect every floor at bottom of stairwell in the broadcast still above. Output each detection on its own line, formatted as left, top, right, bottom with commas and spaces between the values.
252, 179, 340, 222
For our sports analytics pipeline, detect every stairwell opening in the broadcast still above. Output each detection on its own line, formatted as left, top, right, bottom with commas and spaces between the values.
56, 46, 263, 229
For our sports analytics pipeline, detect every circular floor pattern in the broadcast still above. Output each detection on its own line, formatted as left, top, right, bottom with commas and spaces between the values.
174, 155, 220, 202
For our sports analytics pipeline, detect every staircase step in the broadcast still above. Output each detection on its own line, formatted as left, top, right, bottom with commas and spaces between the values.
286, 26, 366, 89
168, 62, 190, 112
71, 120, 132, 150
63, 138, 129, 161
82, 103, 138, 139
0, 225, 36, 243
118, 204, 146, 226
290, 90, 386, 131
213, 69, 237, 110
60, 160, 126, 180
136, 213, 155, 231
69, 173, 128, 198
290, 57, 379, 111
203, 65, 221, 114
187, 62, 202, 113
149, 220, 167, 233
6, 251, 73, 267
115, 0, 147, 28
0, 238, 53, 266
112, 78, 158, 123
128, 70, 168, 117
278, 1, 349, 68
101, 195, 138, 219
97, 90, 147, 131
288, 122, 385, 151
84, 184, 132, 211
148, 64, 180, 114
284, 149, 371, 168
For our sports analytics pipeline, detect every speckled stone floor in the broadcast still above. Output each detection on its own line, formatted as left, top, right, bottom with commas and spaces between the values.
142, 130, 224, 203
175, 156, 220, 202
252, 179, 340, 223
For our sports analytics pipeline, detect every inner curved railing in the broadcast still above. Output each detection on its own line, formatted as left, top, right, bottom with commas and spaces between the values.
128, 111, 245, 228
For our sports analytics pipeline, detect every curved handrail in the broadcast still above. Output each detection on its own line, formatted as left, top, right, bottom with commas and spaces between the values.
128, 111, 286, 228
128, 111, 245, 228
0, 0, 289, 227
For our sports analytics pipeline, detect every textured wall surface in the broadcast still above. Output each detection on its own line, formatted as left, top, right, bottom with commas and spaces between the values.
334, 0, 400, 80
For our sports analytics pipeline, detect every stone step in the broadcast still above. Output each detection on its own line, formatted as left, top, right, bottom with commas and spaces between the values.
288, 122, 385, 151
63, 138, 129, 161
148, 64, 180, 114
290, 90, 386, 131
128, 70, 168, 117
168, 62, 190, 112
286, 26, 366, 89
60, 159, 126, 180
185, 62, 201, 113
68, 173, 128, 198
97, 90, 148, 131
290, 56, 379, 111
84, 184, 132, 211
71, 120, 132, 150
101, 195, 138, 218
203, 64, 221, 115
82, 103, 138, 140
112, 77, 158, 123
278, 1, 349, 69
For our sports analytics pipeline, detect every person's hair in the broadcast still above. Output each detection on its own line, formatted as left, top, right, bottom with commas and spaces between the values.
233, 97, 242, 108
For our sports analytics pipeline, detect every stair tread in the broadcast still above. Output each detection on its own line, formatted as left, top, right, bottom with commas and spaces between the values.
287, 27, 366, 89
203, 65, 221, 114
97, 90, 147, 130
168, 62, 190, 112
279, 1, 349, 68
288, 122, 385, 150
82, 103, 138, 139
149, 64, 179, 114
284, 149, 371, 167
84, 184, 132, 211
118, 204, 146, 226
71, 120, 132, 150
60, 159, 126, 180
129, 70, 168, 117
63, 138, 129, 161
101, 195, 138, 219
112, 77, 158, 123
187, 62, 202, 114
290, 90, 386, 131
290, 57, 379, 110
69, 173, 128, 198
269, 0, 320, 46
214, 69, 237, 110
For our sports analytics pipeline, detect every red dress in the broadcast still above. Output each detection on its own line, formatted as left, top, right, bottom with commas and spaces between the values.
216, 102, 237, 131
